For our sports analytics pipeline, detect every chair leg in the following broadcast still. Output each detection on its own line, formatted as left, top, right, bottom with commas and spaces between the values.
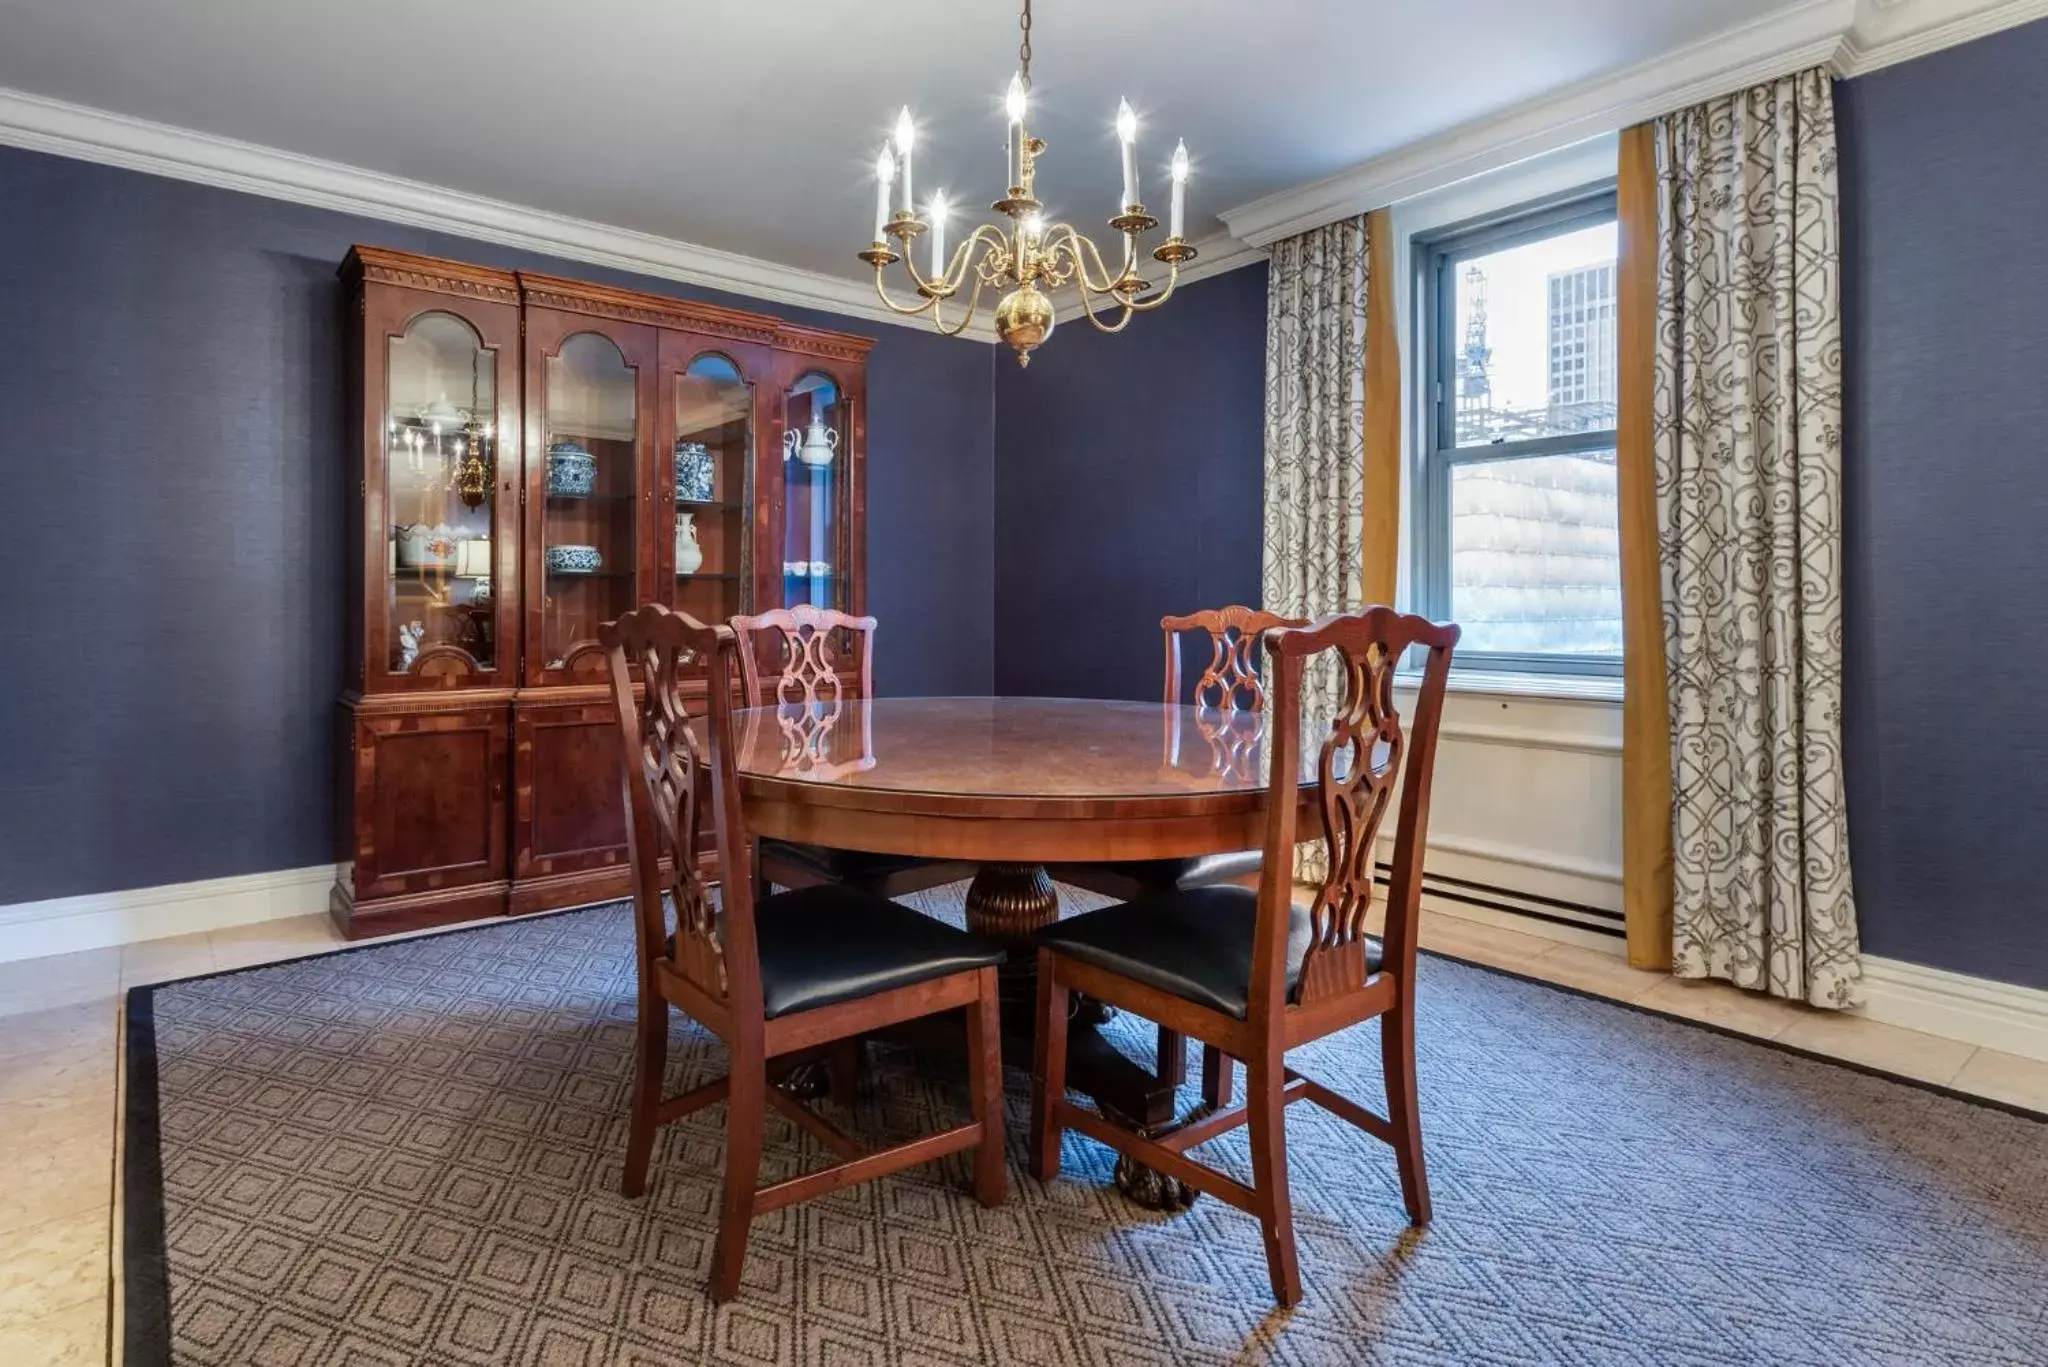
1246, 1058, 1302, 1307
1382, 999, 1433, 1224
965, 967, 1007, 1208
827, 1036, 862, 1110
1156, 1026, 1187, 1087
1200, 1044, 1234, 1111
710, 1056, 767, 1303
1029, 948, 1070, 1182
622, 992, 667, 1199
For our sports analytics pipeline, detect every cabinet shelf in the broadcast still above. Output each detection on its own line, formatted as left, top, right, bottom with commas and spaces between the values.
546, 568, 633, 579
676, 572, 741, 581
677, 498, 743, 512
548, 491, 636, 503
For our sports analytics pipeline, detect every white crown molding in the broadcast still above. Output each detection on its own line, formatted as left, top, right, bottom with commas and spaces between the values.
0, 84, 1000, 343
1051, 231, 1268, 324
0, 863, 336, 963
1220, 0, 2047, 247
1837, 0, 2048, 72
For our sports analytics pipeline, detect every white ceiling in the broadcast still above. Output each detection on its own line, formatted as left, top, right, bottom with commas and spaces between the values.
0, 0, 1811, 281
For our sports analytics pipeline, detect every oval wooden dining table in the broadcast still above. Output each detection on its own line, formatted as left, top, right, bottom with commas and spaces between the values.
728, 695, 1319, 1207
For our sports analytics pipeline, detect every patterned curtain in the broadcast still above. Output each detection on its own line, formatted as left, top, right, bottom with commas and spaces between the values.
1651, 69, 1860, 1006
1262, 215, 1368, 882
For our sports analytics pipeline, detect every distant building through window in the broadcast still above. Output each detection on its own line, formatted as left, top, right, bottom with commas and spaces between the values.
1416, 192, 1622, 674
1546, 264, 1616, 409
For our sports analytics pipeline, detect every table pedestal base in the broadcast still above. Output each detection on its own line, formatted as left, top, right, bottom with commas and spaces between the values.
962, 861, 1193, 1213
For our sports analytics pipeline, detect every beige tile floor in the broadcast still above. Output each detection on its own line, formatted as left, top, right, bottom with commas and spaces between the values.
2, 903, 2044, 1363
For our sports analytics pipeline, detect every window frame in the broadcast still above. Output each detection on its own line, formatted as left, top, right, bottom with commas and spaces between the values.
1412, 183, 1623, 679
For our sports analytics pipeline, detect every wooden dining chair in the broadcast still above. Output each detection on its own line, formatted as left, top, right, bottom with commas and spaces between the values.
1029, 607, 1458, 1306
729, 605, 973, 898
1051, 604, 1307, 1087
603, 603, 1008, 1302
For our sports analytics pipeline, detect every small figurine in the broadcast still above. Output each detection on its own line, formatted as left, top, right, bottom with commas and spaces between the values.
398, 620, 426, 671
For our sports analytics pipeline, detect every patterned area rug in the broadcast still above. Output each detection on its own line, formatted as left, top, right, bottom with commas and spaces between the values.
124, 890, 2048, 1366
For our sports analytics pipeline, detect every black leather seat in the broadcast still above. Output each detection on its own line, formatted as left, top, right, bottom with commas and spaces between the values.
1104, 850, 1264, 892
676, 884, 1005, 1020
758, 838, 954, 890
1036, 885, 1382, 1019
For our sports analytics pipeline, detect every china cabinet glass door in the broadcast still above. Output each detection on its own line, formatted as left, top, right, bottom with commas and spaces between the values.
672, 352, 754, 622
384, 311, 501, 674
541, 332, 641, 671
781, 371, 847, 609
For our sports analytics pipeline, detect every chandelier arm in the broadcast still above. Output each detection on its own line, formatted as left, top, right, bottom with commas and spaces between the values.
1045, 223, 1123, 295
1070, 276, 1139, 335
896, 223, 1011, 299
1122, 261, 1184, 312
871, 269, 943, 318
927, 273, 991, 337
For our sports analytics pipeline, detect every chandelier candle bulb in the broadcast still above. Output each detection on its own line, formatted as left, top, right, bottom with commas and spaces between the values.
1169, 140, 1189, 240
894, 107, 915, 215
1005, 73, 1027, 188
1116, 98, 1138, 208
929, 193, 948, 278
874, 145, 895, 241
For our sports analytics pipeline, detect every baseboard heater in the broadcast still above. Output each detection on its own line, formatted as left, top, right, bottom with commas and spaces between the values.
1373, 861, 1624, 940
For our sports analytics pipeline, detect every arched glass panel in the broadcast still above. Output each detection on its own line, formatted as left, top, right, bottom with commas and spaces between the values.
542, 332, 639, 668
386, 310, 498, 672
781, 371, 843, 609
674, 352, 753, 619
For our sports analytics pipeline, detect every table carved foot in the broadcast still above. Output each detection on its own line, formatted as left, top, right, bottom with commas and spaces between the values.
1106, 1101, 1212, 1211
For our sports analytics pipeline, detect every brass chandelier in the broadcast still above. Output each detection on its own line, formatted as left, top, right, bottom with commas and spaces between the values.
859, 0, 1196, 366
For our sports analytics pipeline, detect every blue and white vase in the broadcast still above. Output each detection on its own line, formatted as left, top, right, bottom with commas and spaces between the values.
547, 440, 597, 497
673, 441, 716, 503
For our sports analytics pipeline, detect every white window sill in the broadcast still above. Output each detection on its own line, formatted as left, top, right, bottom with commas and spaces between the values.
1396, 668, 1623, 705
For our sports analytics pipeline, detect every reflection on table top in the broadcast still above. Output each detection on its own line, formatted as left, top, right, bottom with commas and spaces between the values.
725, 696, 1334, 802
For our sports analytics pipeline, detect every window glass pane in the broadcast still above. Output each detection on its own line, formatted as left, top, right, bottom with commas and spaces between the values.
1452, 221, 1618, 447
1449, 451, 1621, 656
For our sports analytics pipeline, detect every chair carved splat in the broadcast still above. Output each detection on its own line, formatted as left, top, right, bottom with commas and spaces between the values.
1162, 605, 1309, 713
608, 610, 728, 999
732, 605, 877, 711
1297, 643, 1403, 1003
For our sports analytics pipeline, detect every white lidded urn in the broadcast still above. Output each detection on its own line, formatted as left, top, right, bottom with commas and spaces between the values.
675, 512, 704, 575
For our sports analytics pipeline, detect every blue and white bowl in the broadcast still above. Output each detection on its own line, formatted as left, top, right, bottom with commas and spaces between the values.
674, 441, 715, 503
547, 440, 597, 497
546, 543, 602, 574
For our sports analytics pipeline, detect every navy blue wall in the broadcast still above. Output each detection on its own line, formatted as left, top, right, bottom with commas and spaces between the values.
1837, 23, 2048, 989
992, 263, 1269, 700
0, 145, 994, 906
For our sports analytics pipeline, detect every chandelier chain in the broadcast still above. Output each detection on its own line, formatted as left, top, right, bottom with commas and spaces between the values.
1018, 0, 1032, 90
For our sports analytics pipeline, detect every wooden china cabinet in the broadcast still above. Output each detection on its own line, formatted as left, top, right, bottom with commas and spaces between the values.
334, 247, 871, 936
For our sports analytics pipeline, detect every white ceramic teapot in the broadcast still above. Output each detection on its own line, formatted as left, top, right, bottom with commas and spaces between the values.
783, 413, 839, 468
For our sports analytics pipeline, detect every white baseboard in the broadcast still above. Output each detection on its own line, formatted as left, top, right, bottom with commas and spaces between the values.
1861, 955, 2048, 1064
0, 864, 336, 964
1383, 832, 2048, 1063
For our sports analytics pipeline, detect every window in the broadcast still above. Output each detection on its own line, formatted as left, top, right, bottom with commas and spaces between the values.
1415, 191, 1621, 675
